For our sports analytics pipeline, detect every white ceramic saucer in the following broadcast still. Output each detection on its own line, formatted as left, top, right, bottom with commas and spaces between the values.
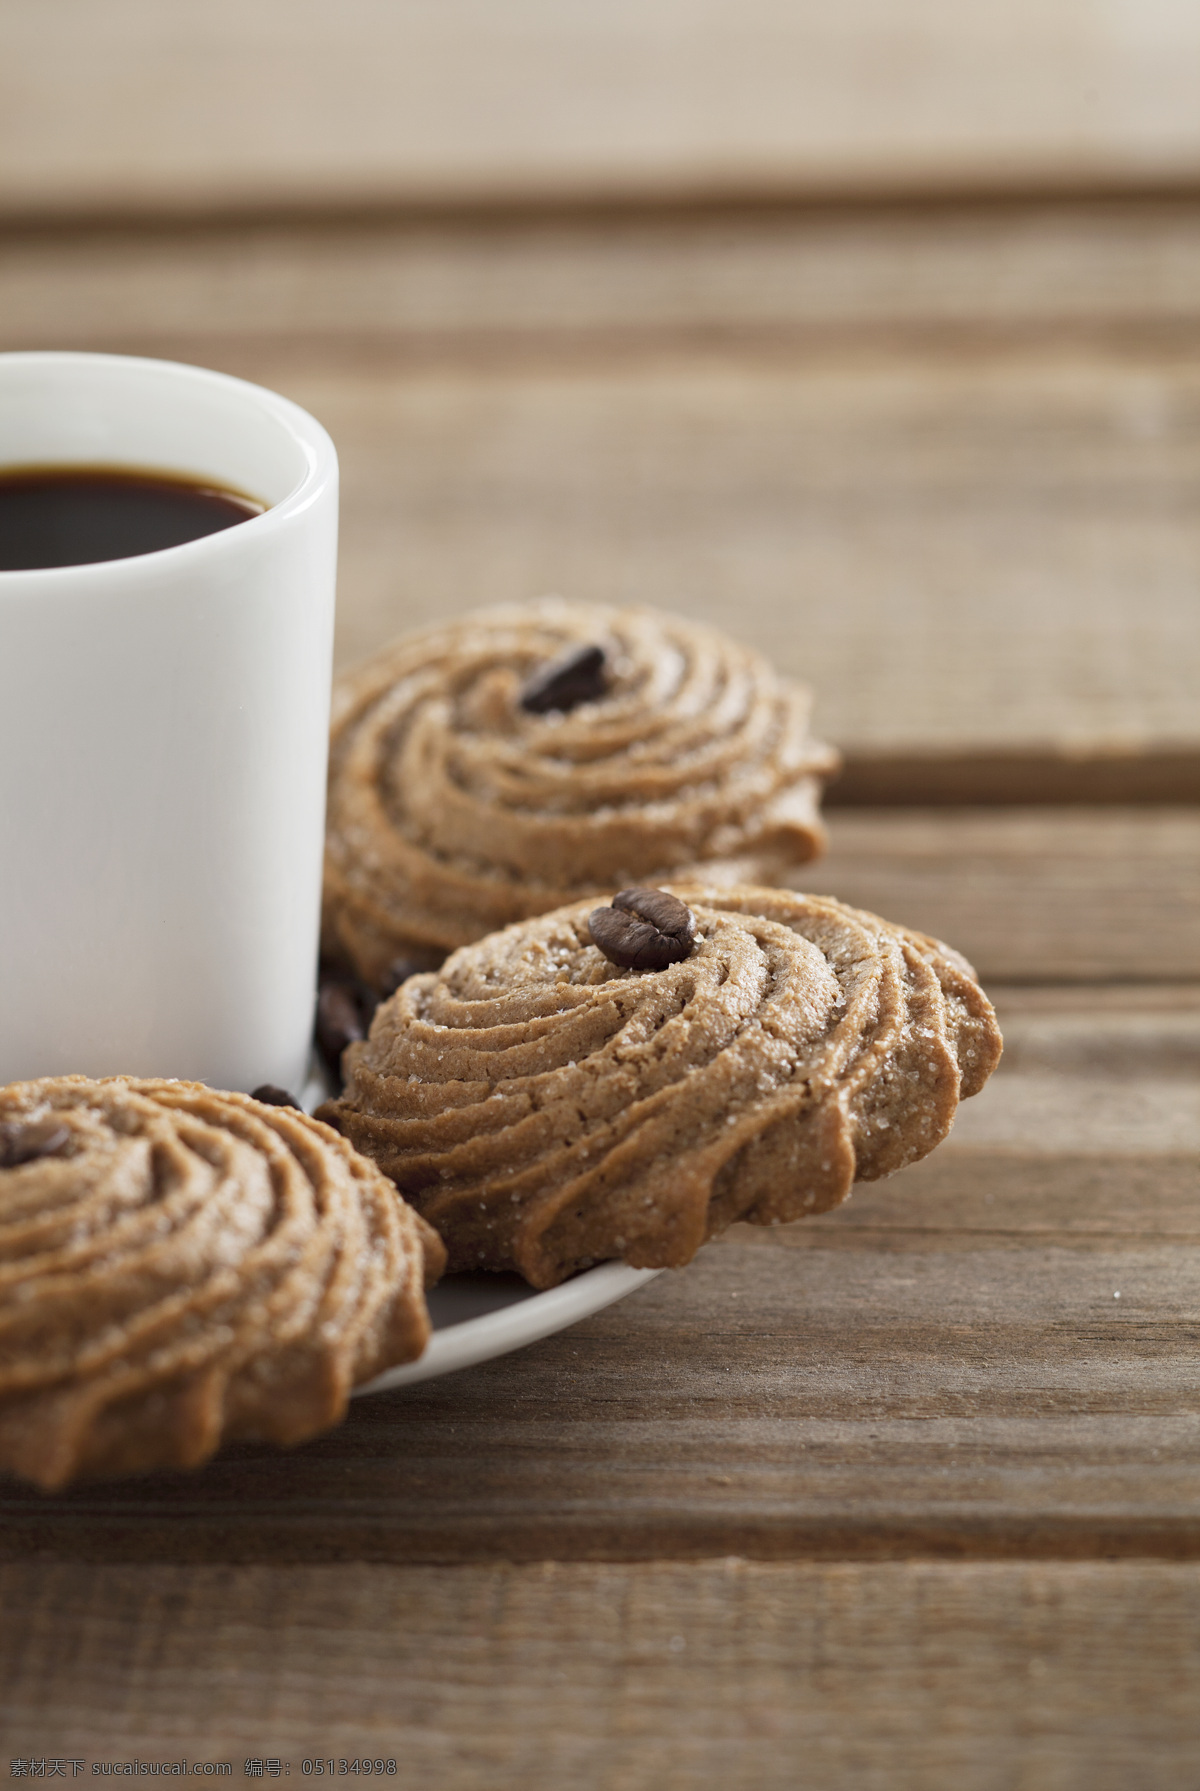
354, 1260, 661, 1394
301, 1066, 661, 1394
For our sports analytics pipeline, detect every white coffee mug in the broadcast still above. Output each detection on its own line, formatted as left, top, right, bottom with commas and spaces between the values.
0, 352, 338, 1094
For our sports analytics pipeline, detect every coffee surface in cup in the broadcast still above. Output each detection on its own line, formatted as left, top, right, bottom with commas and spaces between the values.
0, 465, 264, 570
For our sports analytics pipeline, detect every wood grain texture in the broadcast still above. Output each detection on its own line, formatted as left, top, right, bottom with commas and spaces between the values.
4, 48, 1198, 1762
3, 1559, 1200, 1786
805, 808, 1200, 982
6, 199, 1200, 351
302, 352, 1200, 761
5, 1, 1200, 218
1, 995, 1195, 1565
4, 202, 1199, 780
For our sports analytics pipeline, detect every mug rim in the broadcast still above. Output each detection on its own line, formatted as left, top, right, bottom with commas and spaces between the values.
0, 350, 337, 584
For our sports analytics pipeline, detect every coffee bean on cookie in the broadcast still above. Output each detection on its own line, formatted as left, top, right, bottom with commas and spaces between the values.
323, 601, 841, 980
250, 1084, 301, 1110
519, 643, 608, 715
0, 1118, 71, 1168
589, 886, 697, 971
320, 885, 1002, 1289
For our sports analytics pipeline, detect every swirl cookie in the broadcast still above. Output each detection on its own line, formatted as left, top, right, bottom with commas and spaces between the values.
320, 885, 1002, 1288
323, 599, 839, 984
0, 1077, 445, 1490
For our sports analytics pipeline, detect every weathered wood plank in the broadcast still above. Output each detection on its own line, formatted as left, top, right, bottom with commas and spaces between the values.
5, 1, 1200, 218
2, 997, 1195, 1564
4, 1559, 1200, 1786
247, 348, 1200, 784
803, 809, 1200, 982
4, 205, 1199, 781
305, 354, 1200, 763
5, 199, 1200, 351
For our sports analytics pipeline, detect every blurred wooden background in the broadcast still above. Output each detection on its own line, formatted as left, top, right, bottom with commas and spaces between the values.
3, 0, 1199, 794
2, 6, 1199, 1785
5, 0, 1200, 216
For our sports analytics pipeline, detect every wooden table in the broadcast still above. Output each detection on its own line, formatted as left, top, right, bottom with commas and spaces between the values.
3, 9, 1200, 1780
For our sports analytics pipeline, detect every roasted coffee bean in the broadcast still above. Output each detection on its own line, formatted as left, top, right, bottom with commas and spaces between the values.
612, 887, 697, 946
316, 952, 447, 1085
315, 973, 374, 1079
588, 886, 697, 972
0, 1119, 72, 1168
519, 643, 609, 714
250, 1084, 301, 1110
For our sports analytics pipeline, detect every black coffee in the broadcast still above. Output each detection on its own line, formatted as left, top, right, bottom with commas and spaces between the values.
0, 465, 265, 571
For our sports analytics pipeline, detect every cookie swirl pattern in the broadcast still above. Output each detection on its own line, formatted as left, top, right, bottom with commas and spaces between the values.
323, 600, 839, 983
322, 886, 1002, 1288
0, 1078, 445, 1490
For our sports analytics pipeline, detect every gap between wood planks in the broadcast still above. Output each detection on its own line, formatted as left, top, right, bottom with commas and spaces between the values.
829, 745, 1200, 806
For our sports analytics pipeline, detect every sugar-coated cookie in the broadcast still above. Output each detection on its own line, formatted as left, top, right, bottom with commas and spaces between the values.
323, 600, 839, 984
319, 885, 1002, 1288
0, 1077, 445, 1489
